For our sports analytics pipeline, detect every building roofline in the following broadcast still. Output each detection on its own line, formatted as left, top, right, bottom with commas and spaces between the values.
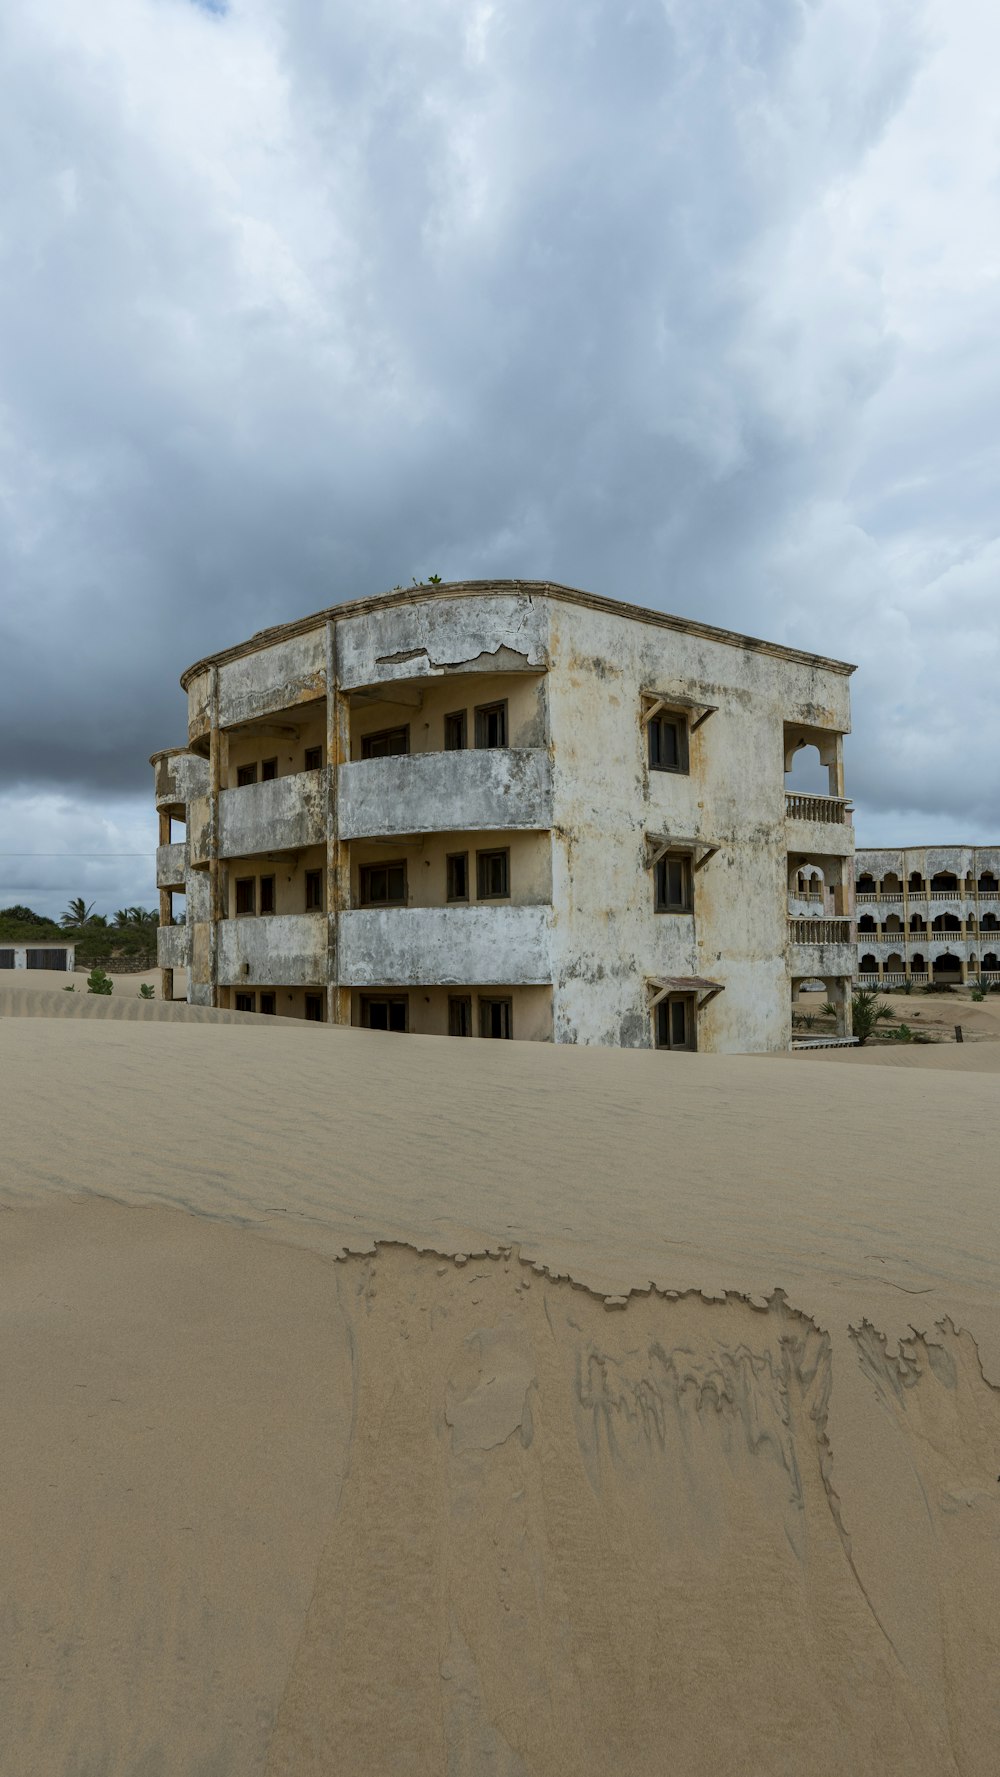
178, 579, 857, 691
855, 844, 999, 854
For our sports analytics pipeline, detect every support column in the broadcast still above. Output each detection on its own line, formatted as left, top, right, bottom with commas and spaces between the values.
325, 621, 352, 1027
825, 977, 852, 1038
208, 667, 222, 1010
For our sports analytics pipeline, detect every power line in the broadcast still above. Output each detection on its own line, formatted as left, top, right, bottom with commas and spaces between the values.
0, 851, 153, 858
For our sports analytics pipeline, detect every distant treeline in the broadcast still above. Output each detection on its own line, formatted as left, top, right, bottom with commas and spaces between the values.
0, 901, 158, 971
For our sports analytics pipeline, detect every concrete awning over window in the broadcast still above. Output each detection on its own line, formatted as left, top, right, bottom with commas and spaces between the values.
645, 832, 720, 871
641, 690, 718, 730
646, 975, 725, 1008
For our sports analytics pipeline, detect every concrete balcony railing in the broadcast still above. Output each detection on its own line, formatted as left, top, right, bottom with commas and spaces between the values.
155, 842, 188, 889
157, 924, 191, 970
789, 918, 852, 945
788, 916, 854, 981
338, 749, 553, 841
153, 749, 210, 810
338, 904, 552, 988
785, 793, 852, 824
190, 772, 327, 866
217, 913, 327, 987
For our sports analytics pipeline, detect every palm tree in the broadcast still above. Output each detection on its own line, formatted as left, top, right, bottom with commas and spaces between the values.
851, 987, 894, 1046
60, 896, 96, 929
113, 909, 131, 927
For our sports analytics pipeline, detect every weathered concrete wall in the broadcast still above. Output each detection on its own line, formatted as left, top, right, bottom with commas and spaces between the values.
336, 595, 548, 691
157, 925, 191, 971
338, 905, 552, 987
217, 913, 327, 987
339, 750, 553, 841
788, 940, 856, 978
155, 842, 188, 889
218, 774, 326, 859
216, 633, 326, 732
543, 598, 852, 1051
153, 750, 210, 809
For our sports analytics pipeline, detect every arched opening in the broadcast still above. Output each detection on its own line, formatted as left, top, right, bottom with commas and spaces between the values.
883, 952, 905, 977
933, 953, 961, 978
983, 951, 999, 972
909, 913, 926, 931
882, 915, 903, 934
978, 871, 999, 893
859, 953, 878, 974
981, 912, 999, 931
857, 873, 877, 896
880, 872, 902, 897
908, 871, 924, 893
910, 952, 926, 977
967, 914, 977, 932
930, 871, 959, 893
858, 915, 877, 934
932, 913, 961, 933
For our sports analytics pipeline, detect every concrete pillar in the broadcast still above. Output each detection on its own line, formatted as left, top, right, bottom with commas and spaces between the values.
208, 667, 223, 1011
325, 621, 352, 1027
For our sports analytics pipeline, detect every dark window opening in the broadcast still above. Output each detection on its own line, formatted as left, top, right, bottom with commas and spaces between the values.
305, 869, 324, 911
908, 872, 923, 892
655, 995, 696, 1051
235, 991, 255, 1012
648, 713, 689, 774
448, 995, 473, 1037
359, 861, 407, 906
27, 949, 67, 970
446, 852, 469, 902
235, 877, 256, 915
479, 996, 512, 1039
858, 915, 877, 933
477, 849, 510, 899
260, 992, 277, 1015
304, 746, 323, 771
475, 702, 508, 748
979, 873, 999, 893
362, 994, 408, 1032
0, 950, 14, 970
444, 711, 467, 751
305, 993, 324, 1022
261, 757, 278, 782
361, 726, 409, 759
260, 875, 276, 915
931, 872, 958, 892
857, 874, 877, 894
236, 763, 258, 787
654, 853, 693, 913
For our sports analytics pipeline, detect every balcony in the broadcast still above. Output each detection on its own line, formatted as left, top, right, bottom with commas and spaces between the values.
338, 904, 552, 988
155, 842, 187, 889
338, 749, 553, 841
190, 773, 327, 866
157, 924, 190, 970
153, 749, 210, 810
217, 913, 327, 987
788, 917, 854, 979
785, 792, 854, 859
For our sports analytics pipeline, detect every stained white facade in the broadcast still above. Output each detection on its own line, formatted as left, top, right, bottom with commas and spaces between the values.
152, 580, 856, 1050
855, 847, 1000, 986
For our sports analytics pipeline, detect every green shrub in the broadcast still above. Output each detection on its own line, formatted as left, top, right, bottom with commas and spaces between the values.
86, 968, 113, 996
138, 982, 155, 1000
851, 987, 894, 1045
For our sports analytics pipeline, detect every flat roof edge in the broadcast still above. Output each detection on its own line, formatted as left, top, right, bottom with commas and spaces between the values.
178, 580, 857, 690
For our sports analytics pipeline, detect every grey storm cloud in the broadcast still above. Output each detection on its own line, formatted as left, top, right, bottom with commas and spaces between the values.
0, 0, 997, 874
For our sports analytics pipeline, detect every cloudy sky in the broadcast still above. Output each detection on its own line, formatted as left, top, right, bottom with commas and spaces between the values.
1, 0, 997, 919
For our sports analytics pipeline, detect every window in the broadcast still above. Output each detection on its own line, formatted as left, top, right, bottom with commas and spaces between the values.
260, 992, 276, 1015
475, 701, 507, 748
654, 853, 692, 913
260, 875, 276, 915
304, 746, 323, 771
305, 994, 324, 1022
655, 995, 695, 1050
358, 861, 406, 906
235, 991, 255, 1012
262, 757, 278, 782
444, 711, 467, 750
361, 994, 408, 1032
446, 852, 469, 902
648, 713, 689, 774
0, 950, 14, 970
479, 996, 512, 1039
448, 995, 473, 1037
361, 727, 409, 759
236, 763, 258, 787
235, 877, 256, 915
305, 869, 324, 911
477, 848, 510, 899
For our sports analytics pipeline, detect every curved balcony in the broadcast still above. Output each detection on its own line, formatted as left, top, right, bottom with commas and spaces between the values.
157, 924, 191, 971
156, 842, 188, 889
338, 749, 552, 841
788, 917, 854, 979
338, 904, 551, 987
189, 773, 327, 867
152, 749, 210, 811
785, 793, 854, 859
217, 913, 327, 988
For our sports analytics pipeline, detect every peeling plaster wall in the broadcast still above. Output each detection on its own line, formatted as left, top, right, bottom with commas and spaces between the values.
215, 633, 326, 732
218, 774, 327, 859
338, 905, 551, 988
217, 913, 327, 988
335, 595, 548, 691
544, 600, 852, 1051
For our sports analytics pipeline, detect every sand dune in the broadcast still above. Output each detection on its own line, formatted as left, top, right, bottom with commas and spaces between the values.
2, 992, 999, 1774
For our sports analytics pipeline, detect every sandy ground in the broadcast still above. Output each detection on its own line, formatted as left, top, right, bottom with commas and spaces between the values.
2, 985, 999, 1775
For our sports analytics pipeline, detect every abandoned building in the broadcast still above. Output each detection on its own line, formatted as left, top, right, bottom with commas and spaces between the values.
151, 579, 856, 1050
0, 942, 75, 972
855, 847, 1000, 987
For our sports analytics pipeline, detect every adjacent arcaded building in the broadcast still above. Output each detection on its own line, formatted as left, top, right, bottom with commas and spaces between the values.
855, 847, 1000, 986
152, 580, 856, 1050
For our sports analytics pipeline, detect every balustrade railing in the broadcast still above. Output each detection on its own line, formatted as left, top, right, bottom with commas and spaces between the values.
785, 793, 852, 824
789, 917, 853, 944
